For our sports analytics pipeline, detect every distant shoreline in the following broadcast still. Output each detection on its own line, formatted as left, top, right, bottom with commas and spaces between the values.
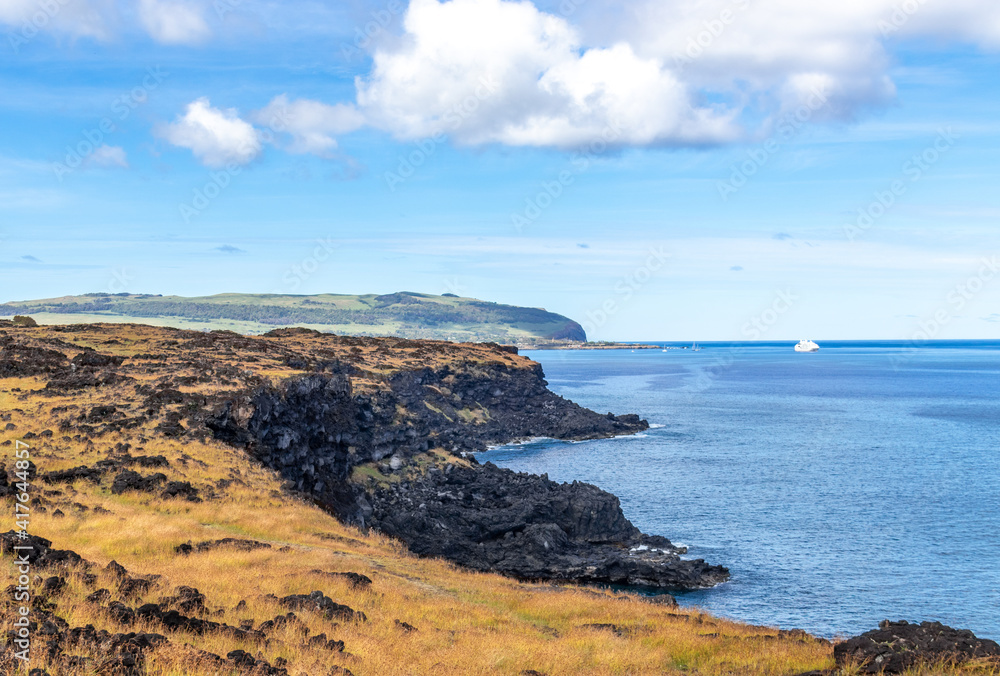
521, 339, 1000, 350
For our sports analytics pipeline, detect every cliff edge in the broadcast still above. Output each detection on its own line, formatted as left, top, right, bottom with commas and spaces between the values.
3, 322, 727, 589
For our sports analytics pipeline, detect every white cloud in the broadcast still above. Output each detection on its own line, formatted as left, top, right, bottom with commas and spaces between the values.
356, 0, 738, 148
158, 98, 261, 168
138, 0, 210, 45
349, 0, 1000, 149
86, 145, 129, 169
253, 95, 365, 158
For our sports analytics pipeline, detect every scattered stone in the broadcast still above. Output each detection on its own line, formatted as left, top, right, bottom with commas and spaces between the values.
87, 405, 119, 421
86, 589, 112, 605
279, 591, 366, 622
394, 619, 418, 632
160, 586, 208, 615
307, 632, 345, 652
223, 650, 288, 675
106, 601, 136, 625
106, 561, 128, 579
643, 593, 678, 607
258, 612, 309, 636
117, 576, 154, 601
174, 538, 271, 555
40, 576, 66, 596
134, 602, 264, 642
110, 470, 167, 495
160, 481, 200, 501
72, 349, 126, 368
0, 531, 87, 569
834, 620, 1000, 673
134, 455, 169, 468
310, 570, 373, 589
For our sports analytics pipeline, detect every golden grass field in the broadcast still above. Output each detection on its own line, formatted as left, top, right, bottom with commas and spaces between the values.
0, 323, 996, 675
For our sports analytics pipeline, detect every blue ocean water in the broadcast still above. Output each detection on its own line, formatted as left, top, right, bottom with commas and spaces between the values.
477, 343, 1000, 639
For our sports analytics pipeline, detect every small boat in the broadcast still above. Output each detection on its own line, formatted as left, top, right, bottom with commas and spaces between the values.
692, 342, 701, 352
794, 339, 820, 353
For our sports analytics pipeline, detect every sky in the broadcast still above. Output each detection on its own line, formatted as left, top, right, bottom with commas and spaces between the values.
1, 0, 999, 341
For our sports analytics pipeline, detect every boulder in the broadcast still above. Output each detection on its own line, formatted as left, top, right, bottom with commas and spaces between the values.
834, 620, 1000, 673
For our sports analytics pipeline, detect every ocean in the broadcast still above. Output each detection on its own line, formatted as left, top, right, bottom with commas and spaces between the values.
477, 342, 1000, 640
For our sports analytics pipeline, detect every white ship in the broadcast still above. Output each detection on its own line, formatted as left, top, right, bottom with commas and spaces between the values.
794, 339, 820, 353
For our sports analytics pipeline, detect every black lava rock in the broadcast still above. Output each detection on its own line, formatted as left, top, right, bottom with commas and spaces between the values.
834, 620, 1000, 673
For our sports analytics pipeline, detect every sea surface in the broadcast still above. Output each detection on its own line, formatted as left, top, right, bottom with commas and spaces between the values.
477, 342, 1000, 639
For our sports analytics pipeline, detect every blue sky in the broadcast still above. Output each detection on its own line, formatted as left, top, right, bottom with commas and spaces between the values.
1, 0, 999, 341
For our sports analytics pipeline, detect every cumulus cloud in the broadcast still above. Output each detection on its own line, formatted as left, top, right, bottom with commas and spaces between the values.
356, 0, 739, 148
347, 0, 1000, 149
158, 98, 261, 168
86, 145, 129, 169
253, 95, 365, 158
214, 245, 245, 254
138, 0, 210, 44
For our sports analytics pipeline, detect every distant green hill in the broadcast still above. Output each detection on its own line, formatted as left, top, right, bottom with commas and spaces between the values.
0, 292, 586, 344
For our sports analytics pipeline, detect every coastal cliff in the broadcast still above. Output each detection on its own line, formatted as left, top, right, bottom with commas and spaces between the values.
206, 330, 727, 589
1, 322, 726, 589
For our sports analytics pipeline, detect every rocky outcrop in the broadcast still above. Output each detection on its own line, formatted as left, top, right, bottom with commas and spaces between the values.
369, 462, 729, 589
208, 366, 649, 520
209, 362, 728, 590
834, 620, 1000, 673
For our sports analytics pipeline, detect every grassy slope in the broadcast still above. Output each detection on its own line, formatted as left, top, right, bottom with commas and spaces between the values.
1, 324, 991, 675
0, 292, 584, 344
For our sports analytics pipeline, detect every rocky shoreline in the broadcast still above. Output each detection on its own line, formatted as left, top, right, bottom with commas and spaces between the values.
366, 461, 728, 589
208, 341, 729, 590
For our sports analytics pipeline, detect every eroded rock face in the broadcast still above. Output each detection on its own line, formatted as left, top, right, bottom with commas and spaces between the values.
369, 463, 729, 589
834, 620, 1000, 673
209, 365, 728, 590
